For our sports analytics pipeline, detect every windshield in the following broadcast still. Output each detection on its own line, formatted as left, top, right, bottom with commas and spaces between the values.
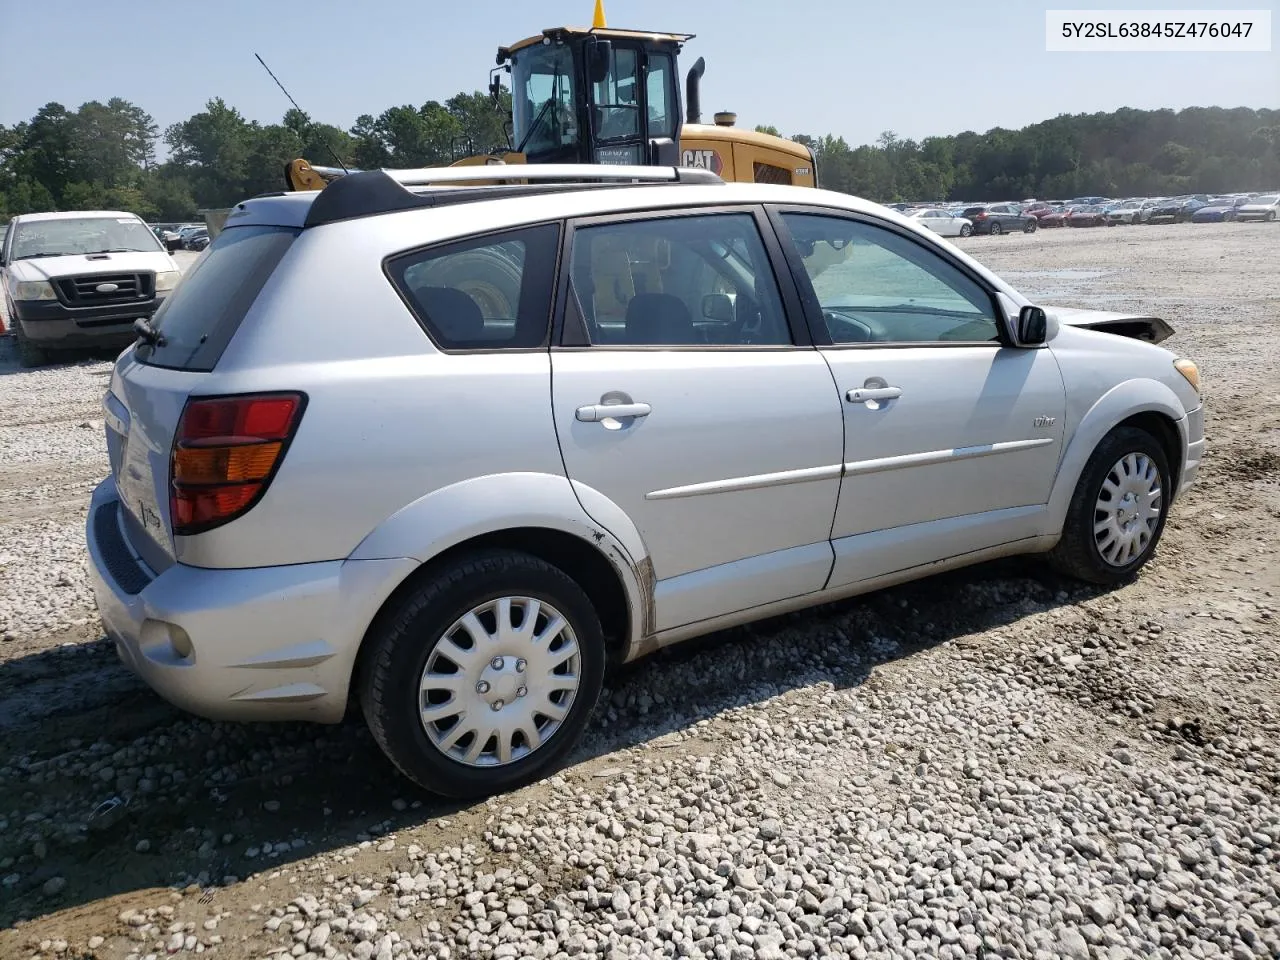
1255, 195, 1278, 204
511, 43, 580, 156
10, 217, 164, 259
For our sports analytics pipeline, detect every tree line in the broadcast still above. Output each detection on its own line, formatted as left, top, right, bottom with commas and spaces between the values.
1, 95, 1277, 223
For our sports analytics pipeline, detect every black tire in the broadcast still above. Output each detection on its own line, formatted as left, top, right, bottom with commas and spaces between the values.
12, 319, 50, 368
959, 223, 972, 237
989, 221, 1003, 236
359, 549, 606, 799
1267, 210, 1277, 222
416, 248, 522, 321
1047, 426, 1171, 585
1023, 218, 1038, 233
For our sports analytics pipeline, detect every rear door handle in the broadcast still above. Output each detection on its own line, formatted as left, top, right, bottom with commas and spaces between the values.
576, 402, 652, 422
846, 387, 903, 404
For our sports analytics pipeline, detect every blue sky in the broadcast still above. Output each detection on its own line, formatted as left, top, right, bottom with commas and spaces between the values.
1, 0, 1276, 146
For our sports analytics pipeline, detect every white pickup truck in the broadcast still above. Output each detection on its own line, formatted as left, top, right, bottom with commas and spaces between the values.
1, 210, 182, 366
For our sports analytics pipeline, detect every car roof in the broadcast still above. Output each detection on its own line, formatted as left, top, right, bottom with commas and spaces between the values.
13, 210, 141, 223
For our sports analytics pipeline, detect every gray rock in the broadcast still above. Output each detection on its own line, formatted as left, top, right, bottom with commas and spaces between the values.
1056, 929, 1089, 960
1086, 898, 1115, 925
308, 924, 331, 950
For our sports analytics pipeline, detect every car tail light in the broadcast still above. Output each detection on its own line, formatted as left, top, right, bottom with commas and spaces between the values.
170, 392, 306, 536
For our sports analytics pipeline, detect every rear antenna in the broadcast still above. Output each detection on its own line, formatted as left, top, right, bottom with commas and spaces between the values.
254, 53, 349, 174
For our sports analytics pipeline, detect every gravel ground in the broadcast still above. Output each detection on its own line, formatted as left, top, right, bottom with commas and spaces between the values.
0, 227, 1277, 960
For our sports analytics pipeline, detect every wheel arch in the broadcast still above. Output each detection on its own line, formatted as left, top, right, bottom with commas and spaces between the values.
345, 472, 653, 704
1047, 380, 1188, 532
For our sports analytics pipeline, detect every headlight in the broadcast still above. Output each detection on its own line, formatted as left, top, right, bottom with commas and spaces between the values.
154, 270, 181, 293
1174, 358, 1201, 395
11, 279, 57, 301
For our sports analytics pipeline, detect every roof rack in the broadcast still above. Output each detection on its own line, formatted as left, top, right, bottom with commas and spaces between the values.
380, 164, 721, 187
302, 164, 724, 229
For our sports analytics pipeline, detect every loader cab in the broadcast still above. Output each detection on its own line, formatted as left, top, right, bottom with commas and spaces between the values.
500, 28, 688, 167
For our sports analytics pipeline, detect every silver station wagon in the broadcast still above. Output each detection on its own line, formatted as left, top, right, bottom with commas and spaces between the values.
86, 165, 1205, 798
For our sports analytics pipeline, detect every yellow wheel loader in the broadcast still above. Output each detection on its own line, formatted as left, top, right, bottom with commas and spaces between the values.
284, 2, 819, 193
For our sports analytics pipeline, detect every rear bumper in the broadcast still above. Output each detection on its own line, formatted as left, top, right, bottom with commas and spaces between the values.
11, 296, 164, 347
86, 478, 417, 723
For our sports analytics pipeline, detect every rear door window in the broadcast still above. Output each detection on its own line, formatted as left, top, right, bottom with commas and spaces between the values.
386, 223, 560, 351
138, 225, 297, 371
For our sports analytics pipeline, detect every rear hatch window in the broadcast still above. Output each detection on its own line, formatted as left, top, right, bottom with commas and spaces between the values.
136, 224, 297, 371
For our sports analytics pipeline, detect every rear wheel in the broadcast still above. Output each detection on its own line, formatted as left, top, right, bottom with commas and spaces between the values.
959, 223, 972, 237
1047, 426, 1171, 585
988, 221, 1003, 236
359, 549, 606, 799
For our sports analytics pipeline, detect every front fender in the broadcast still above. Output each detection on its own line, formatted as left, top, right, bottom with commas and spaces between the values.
1046, 378, 1188, 532
347, 472, 652, 654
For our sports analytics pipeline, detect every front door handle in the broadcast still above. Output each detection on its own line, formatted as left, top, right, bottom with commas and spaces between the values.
576, 402, 652, 423
846, 386, 903, 404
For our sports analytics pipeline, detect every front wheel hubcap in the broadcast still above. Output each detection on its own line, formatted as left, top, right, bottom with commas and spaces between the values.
1093, 452, 1162, 566
419, 597, 581, 767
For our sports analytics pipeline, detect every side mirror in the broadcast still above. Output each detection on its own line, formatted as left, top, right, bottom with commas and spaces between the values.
1017, 305, 1048, 345
489, 74, 503, 105
702, 293, 735, 323
586, 38, 613, 84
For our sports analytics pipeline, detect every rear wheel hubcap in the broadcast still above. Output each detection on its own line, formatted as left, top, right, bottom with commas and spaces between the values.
419, 597, 581, 767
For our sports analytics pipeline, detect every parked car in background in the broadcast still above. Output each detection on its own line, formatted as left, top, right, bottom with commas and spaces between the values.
0, 210, 182, 366
187, 230, 211, 251
1038, 206, 1077, 228
906, 208, 973, 237
1030, 203, 1066, 221
83, 164, 1204, 799
961, 204, 1038, 235
168, 224, 204, 250
1068, 205, 1110, 228
1148, 196, 1210, 223
1106, 200, 1154, 225
1190, 197, 1251, 223
1235, 194, 1280, 221
159, 226, 192, 252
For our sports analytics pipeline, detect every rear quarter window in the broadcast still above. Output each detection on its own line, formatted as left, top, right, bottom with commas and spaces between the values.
385, 223, 561, 351
137, 225, 298, 371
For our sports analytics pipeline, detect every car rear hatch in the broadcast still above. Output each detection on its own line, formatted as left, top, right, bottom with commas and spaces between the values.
102, 211, 301, 570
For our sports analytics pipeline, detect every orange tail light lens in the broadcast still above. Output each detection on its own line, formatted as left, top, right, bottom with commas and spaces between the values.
170, 392, 306, 536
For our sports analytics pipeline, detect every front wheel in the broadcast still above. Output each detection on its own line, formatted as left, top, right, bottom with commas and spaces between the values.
12, 319, 50, 368
988, 221, 1003, 236
1267, 210, 1277, 222
959, 223, 972, 237
359, 549, 606, 799
1023, 219, 1038, 233
1047, 426, 1171, 585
